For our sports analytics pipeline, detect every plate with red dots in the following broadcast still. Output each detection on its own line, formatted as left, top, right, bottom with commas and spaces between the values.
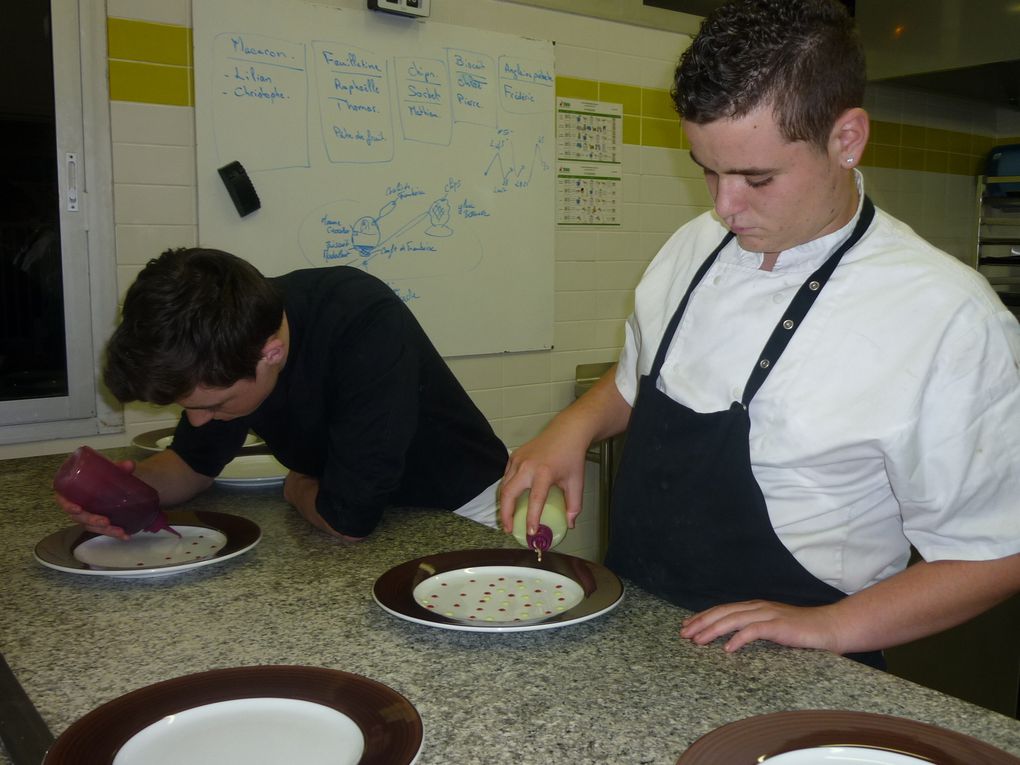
34, 510, 261, 578
372, 548, 624, 632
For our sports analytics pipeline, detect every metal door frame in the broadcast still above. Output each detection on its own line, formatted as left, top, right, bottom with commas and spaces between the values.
0, 0, 118, 444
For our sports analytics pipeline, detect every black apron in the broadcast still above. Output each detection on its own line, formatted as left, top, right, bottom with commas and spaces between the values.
606, 197, 883, 668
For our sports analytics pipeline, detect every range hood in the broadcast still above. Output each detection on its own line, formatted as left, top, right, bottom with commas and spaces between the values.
853, 1, 1020, 111
644, 0, 1020, 111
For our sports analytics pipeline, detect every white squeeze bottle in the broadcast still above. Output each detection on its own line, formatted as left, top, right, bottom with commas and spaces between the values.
512, 485, 568, 560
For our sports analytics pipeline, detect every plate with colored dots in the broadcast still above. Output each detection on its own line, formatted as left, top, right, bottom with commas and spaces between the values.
373, 549, 624, 632
413, 566, 585, 625
34, 510, 261, 578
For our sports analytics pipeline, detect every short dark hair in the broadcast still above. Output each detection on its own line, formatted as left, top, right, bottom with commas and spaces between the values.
103, 248, 284, 404
672, 0, 865, 150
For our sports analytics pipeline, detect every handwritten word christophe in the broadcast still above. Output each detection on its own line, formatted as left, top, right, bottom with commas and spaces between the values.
228, 37, 291, 102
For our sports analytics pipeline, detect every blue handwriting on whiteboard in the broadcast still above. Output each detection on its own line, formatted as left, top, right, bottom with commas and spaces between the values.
320, 49, 384, 74
333, 77, 381, 96
332, 126, 386, 146
319, 181, 462, 265
230, 36, 288, 59
387, 283, 421, 304
483, 129, 548, 192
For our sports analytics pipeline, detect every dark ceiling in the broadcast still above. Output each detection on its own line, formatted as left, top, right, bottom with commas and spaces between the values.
878, 60, 1020, 110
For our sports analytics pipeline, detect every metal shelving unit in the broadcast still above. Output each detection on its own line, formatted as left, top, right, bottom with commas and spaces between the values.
976, 174, 1020, 314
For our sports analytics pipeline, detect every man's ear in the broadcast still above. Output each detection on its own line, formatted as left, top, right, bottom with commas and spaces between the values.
261, 335, 286, 366
831, 107, 869, 169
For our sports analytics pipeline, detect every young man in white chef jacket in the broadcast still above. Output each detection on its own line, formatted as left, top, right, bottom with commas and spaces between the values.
500, 0, 1020, 665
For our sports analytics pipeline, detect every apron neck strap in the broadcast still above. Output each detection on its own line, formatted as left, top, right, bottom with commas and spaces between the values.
740, 195, 876, 406
649, 231, 736, 377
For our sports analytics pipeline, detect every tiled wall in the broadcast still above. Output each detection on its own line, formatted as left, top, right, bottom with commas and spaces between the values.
22, 0, 1018, 559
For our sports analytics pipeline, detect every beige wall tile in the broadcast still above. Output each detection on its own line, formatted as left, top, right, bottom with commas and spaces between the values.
113, 143, 195, 186
555, 261, 596, 290
554, 44, 599, 80
447, 354, 502, 390
502, 352, 552, 386
467, 389, 502, 421
555, 291, 598, 322
502, 412, 556, 449
595, 290, 635, 320
503, 384, 552, 418
110, 102, 194, 145
114, 184, 196, 225
596, 260, 646, 291
107, 0, 190, 25
115, 224, 197, 264
553, 320, 598, 351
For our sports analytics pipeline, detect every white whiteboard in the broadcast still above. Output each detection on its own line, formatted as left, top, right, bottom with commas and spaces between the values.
193, 0, 555, 356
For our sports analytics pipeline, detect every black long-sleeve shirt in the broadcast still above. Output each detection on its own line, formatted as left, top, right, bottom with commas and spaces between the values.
168, 266, 508, 536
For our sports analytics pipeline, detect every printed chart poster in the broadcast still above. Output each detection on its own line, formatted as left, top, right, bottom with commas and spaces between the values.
556, 98, 622, 226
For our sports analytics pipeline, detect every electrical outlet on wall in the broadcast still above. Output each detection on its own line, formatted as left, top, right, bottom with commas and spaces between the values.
367, 0, 430, 18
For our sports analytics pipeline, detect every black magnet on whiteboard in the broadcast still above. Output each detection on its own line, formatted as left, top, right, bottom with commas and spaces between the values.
217, 161, 261, 217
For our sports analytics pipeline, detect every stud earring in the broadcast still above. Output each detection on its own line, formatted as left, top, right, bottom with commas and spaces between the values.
845, 156, 855, 165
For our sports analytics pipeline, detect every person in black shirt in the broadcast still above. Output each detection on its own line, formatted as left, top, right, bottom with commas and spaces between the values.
55, 248, 508, 540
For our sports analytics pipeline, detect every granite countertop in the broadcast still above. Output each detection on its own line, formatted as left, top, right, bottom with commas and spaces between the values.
1, 451, 1019, 764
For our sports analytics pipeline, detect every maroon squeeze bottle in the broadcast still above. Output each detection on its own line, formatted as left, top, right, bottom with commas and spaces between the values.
53, 446, 180, 537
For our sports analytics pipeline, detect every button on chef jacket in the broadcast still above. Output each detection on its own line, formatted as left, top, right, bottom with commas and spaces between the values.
616, 173, 1020, 596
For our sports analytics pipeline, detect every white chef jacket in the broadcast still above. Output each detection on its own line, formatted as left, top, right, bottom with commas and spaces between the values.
616, 175, 1020, 595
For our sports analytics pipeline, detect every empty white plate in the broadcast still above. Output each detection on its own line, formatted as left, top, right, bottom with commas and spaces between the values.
766, 747, 932, 764
113, 697, 364, 765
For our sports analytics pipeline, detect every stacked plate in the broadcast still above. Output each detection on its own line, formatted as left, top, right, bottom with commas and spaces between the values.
132, 428, 287, 487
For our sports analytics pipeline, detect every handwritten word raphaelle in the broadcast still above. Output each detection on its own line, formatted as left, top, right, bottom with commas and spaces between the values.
333, 77, 381, 96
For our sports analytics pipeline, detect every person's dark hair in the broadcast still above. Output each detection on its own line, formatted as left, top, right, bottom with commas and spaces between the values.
103, 248, 284, 404
672, 0, 865, 150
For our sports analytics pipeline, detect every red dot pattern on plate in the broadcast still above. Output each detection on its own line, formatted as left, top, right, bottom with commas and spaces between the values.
129, 531, 225, 568
414, 567, 584, 624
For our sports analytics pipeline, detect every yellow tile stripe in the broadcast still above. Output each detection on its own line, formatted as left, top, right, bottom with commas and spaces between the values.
558, 76, 1010, 176
108, 18, 192, 66
108, 18, 192, 106
109, 60, 193, 107
102, 20, 1006, 178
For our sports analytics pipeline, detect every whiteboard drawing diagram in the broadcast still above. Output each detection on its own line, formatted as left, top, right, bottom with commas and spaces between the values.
195, 0, 554, 356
